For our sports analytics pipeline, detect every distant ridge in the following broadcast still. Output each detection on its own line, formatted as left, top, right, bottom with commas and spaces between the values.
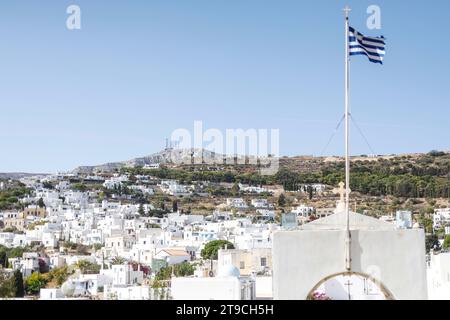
3, 150, 448, 176
72, 148, 244, 174
72, 149, 450, 174
0, 172, 50, 179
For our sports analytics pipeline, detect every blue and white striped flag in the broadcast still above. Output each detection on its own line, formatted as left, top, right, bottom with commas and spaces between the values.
349, 26, 386, 64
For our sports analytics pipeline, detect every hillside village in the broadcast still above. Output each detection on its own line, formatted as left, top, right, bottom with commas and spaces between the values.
0, 150, 449, 299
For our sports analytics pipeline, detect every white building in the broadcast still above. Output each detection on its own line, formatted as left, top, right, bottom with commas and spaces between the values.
159, 180, 191, 196
143, 163, 160, 169
255, 209, 275, 221
226, 198, 248, 209
273, 210, 428, 300
171, 265, 255, 300
40, 288, 65, 300
251, 199, 272, 209
103, 175, 129, 190
0, 232, 15, 247
104, 285, 151, 300
396, 210, 413, 229
130, 185, 154, 195
427, 251, 450, 300
291, 205, 315, 218
433, 208, 450, 230
154, 248, 190, 265
101, 264, 144, 286
218, 248, 272, 276
239, 184, 271, 194
299, 183, 328, 194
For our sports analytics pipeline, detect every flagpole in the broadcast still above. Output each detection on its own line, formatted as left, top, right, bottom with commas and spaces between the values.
343, 5, 352, 271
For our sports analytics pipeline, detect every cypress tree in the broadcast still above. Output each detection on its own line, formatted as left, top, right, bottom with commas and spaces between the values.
13, 269, 24, 297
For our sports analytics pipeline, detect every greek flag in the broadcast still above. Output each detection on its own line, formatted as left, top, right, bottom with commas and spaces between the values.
349, 26, 385, 64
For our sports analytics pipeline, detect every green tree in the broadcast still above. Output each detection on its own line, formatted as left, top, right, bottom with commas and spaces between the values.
231, 183, 240, 196
47, 267, 69, 287
0, 251, 7, 268
307, 186, 314, 200
172, 200, 178, 213
155, 261, 195, 280
76, 260, 101, 274
157, 199, 166, 211
5, 246, 28, 258
426, 234, 440, 252
277, 193, 286, 207
174, 261, 194, 277
201, 240, 235, 260
155, 266, 172, 281
37, 197, 46, 208
72, 183, 87, 192
42, 181, 54, 189
13, 269, 24, 297
111, 257, 127, 265
26, 272, 48, 294
443, 235, 450, 250
0, 271, 14, 298
138, 204, 145, 216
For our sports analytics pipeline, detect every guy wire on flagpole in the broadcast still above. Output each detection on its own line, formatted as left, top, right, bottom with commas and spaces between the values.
319, 115, 345, 155
343, 5, 352, 271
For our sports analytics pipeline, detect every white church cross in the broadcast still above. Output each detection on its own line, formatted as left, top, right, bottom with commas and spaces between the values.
333, 181, 351, 201
333, 182, 351, 201
333, 182, 351, 214
332, 182, 346, 203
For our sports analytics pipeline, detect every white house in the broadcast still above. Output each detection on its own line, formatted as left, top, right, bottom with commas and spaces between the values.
104, 235, 135, 256
159, 180, 191, 196
255, 210, 275, 221
103, 175, 129, 190
226, 198, 248, 209
154, 248, 190, 265
251, 199, 272, 209
427, 251, 450, 299
60, 273, 111, 298
218, 248, 272, 276
40, 288, 65, 300
0, 232, 15, 247
143, 163, 160, 169
104, 285, 151, 300
396, 210, 413, 229
433, 208, 450, 230
291, 205, 315, 218
130, 185, 154, 196
171, 265, 255, 300
239, 184, 271, 194
101, 264, 143, 286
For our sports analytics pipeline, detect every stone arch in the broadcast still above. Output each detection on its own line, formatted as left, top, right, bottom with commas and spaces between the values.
306, 271, 396, 300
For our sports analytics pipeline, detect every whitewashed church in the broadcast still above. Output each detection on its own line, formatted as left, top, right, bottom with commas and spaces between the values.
272, 184, 428, 300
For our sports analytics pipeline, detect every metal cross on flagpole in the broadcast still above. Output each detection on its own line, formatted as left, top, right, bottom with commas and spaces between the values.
343, 5, 352, 271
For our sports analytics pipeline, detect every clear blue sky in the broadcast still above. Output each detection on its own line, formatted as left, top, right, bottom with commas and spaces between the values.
1, 0, 449, 173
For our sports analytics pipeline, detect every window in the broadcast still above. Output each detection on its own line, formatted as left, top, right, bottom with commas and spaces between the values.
261, 257, 267, 267
240, 261, 245, 269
